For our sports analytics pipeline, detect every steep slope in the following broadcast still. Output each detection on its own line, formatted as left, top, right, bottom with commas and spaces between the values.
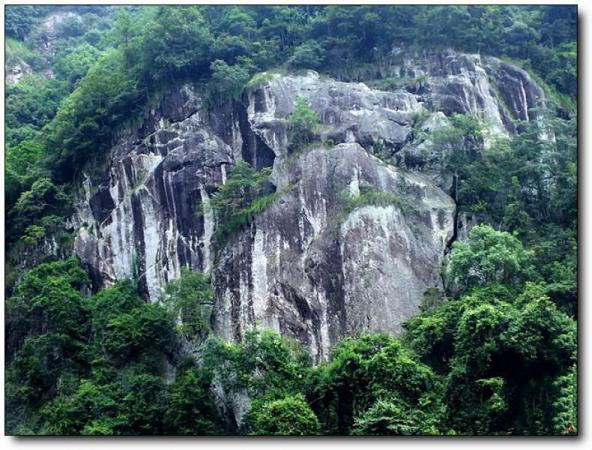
73, 49, 545, 359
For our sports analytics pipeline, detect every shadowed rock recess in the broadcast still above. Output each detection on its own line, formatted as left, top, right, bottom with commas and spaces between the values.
73, 49, 545, 360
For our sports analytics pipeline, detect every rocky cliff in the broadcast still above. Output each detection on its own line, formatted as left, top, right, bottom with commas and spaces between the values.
73, 49, 545, 359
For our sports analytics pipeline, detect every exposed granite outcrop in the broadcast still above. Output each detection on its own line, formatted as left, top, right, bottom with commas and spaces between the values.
72, 49, 545, 359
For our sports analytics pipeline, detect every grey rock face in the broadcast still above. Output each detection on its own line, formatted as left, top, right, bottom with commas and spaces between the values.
74, 87, 234, 299
73, 49, 544, 358
5, 59, 32, 84
247, 71, 422, 160
212, 143, 454, 360
382, 49, 545, 134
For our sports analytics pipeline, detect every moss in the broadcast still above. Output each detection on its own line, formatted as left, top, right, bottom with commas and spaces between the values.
336, 186, 412, 225
245, 71, 275, 89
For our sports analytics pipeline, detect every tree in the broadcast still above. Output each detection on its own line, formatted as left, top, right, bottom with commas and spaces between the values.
5, 140, 46, 210
309, 334, 446, 435
7, 178, 72, 242
249, 395, 320, 435
352, 397, 445, 436
446, 225, 536, 295
288, 40, 325, 69
287, 96, 320, 149
5, 5, 46, 39
163, 268, 214, 339
404, 281, 576, 435
204, 329, 311, 402
208, 58, 253, 102
54, 43, 101, 87
164, 367, 223, 435
5, 259, 90, 414
141, 6, 213, 83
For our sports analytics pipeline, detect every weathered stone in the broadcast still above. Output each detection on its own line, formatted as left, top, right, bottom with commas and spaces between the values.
212, 143, 455, 360
72, 49, 545, 359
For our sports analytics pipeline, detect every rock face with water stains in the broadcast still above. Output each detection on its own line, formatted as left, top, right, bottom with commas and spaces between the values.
212, 143, 455, 360
73, 49, 545, 359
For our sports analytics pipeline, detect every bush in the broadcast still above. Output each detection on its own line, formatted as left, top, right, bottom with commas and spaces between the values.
287, 96, 321, 149
249, 395, 320, 435
163, 268, 213, 339
446, 224, 536, 294
210, 161, 276, 245
288, 41, 325, 69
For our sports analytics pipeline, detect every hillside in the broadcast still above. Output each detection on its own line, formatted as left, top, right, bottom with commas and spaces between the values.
4, 5, 577, 436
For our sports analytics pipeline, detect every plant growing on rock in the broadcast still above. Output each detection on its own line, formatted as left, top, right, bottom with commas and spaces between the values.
287, 96, 321, 150
162, 268, 214, 339
210, 161, 276, 245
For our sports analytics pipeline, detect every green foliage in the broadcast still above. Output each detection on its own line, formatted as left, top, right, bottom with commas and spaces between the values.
5, 260, 218, 436
249, 395, 320, 435
5, 140, 46, 210
164, 366, 223, 435
210, 161, 276, 245
101, 304, 175, 364
6, 260, 577, 436
446, 225, 536, 294
432, 113, 577, 315
309, 333, 447, 435
352, 397, 445, 436
6, 259, 90, 413
340, 185, 411, 220
163, 268, 213, 339
287, 96, 321, 149
5, 6, 47, 39
5, 37, 44, 70
5, 76, 69, 147
204, 328, 311, 403
141, 7, 213, 84
208, 58, 254, 103
4, 5, 577, 437
45, 48, 143, 182
404, 279, 576, 435
7, 178, 72, 243
288, 40, 326, 70
246, 71, 275, 89
54, 43, 102, 87
551, 365, 577, 435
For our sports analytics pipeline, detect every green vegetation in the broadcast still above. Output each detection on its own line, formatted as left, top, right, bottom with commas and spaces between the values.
5, 261, 222, 435
162, 268, 213, 339
5, 234, 577, 435
210, 161, 276, 245
429, 113, 577, 316
287, 96, 321, 150
405, 276, 576, 434
446, 225, 536, 295
310, 333, 448, 435
208, 58, 253, 103
249, 395, 321, 435
5, 5, 577, 437
340, 185, 411, 218
245, 71, 275, 89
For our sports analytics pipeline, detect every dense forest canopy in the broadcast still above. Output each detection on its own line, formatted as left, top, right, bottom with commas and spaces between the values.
4, 5, 577, 436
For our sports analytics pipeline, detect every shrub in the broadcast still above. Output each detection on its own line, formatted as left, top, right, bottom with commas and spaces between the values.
287, 96, 321, 150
